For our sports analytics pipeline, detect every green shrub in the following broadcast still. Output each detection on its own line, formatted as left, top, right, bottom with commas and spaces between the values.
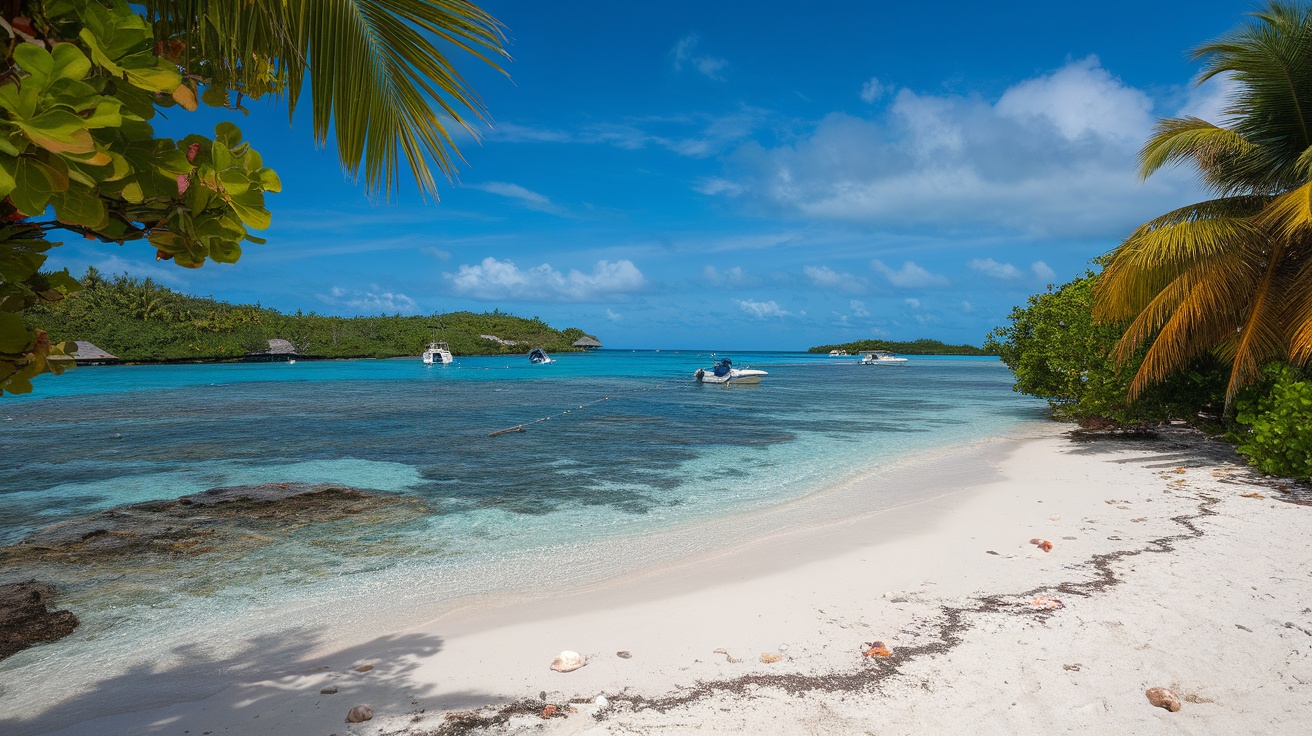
1232, 364, 1312, 479
986, 272, 1226, 426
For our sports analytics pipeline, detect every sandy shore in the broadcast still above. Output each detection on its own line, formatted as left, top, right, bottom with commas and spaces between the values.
9, 424, 1312, 735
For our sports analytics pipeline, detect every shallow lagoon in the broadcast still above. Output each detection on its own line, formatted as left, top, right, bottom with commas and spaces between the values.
0, 351, 1046, 679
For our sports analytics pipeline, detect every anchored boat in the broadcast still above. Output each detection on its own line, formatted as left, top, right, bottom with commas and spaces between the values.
528, 348, 556, 364
694, 357, 767, 385
857, 350, 908, 365
423, 341, 454, 365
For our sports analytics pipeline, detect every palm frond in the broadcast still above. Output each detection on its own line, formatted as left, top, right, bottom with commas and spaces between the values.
143, 0, 510, 199
1138, 117, 1272, 193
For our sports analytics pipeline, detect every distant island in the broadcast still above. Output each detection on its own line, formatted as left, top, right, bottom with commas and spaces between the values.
808, 338, 994, 356
28, 269, 600, 363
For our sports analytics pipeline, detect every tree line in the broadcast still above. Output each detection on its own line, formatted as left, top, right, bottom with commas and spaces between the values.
25, 268, 597, 361
807, 338, 993, 356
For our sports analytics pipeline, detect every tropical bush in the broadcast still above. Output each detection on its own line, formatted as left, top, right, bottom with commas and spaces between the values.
1232, 364, 1312, 479
0, 0, 506, 394
987, 273, 1226, 425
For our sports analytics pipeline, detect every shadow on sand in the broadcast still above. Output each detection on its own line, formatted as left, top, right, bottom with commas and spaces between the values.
0, 625, 501, 736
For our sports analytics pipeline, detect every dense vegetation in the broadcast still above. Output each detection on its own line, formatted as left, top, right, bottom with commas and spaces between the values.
985, 273, 1228, 426
0, 0, 506, 394
808, 339, 992, 356
26, 269, 597, 361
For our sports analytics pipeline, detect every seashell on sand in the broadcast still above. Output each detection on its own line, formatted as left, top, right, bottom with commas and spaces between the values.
759, 652, 783, 663
550, 650, 587, 672
1146, 687, 1182, 712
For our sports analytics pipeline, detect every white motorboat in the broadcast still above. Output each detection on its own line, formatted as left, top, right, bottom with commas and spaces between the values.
528, 348, 556, 364
423, 341, 454, 365
858, 350, 908, 365
828, 349, 849, 356
694, 357, 767, 385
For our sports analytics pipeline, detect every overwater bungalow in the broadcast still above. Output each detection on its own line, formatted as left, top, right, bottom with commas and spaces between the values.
572, 336, 603, 350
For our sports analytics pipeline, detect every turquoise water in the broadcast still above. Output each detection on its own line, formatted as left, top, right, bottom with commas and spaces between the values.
0, 351, 1046, 690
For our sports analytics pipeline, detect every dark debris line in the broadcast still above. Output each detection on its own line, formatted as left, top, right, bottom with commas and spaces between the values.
402, 452, 1227, 735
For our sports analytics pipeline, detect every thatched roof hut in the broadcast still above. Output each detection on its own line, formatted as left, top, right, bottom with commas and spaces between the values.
572, 336, 603, 349
71, 341, 119, 364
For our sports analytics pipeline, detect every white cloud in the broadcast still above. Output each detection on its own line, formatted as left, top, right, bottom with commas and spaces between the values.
871, 259, 949, 288
605, 308, 623, 322
1031, 260, 1056, 281
961, 300, 974, 313
694, 177, 745, 196
421, 246, 451, 260
468, 182, 568, 216
738, 299, 789, 318
968, 258, 1023, 279
703, 264, 754, 286
904, 297, 921, 309
446, 257, 647, 302
803, 265, 866, 292
850, 299, 870, 317
705, 57, 1200, 239
860, 77, 886, 103
326, 286, 418, 314
673, 34, 728, 81
994, 56, 1152, 142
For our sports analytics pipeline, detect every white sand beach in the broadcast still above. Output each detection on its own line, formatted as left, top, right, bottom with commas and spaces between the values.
15, 423, 1312, 735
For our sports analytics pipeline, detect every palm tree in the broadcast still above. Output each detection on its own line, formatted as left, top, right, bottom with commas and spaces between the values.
1095, 0, 1312, 406
141, 0, 510, 199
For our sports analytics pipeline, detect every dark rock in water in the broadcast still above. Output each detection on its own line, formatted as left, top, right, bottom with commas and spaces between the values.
321, 687, 339, 695
0, 483, 418, 565
0, 580, 79, 660
345, 704, 373, 723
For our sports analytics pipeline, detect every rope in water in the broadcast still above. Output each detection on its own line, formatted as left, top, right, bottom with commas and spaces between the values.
487, 384, 673, 437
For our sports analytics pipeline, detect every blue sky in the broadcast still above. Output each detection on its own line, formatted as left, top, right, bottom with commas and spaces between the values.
51, 1, 1251, 349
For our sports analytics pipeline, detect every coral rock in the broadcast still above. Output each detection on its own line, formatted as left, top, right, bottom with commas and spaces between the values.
541, 705, 558, 718
320, 687, 338, 695
345, 705, 373, 723
550, 650, 586, 672
354, 665, 374, 672
0, 581, 79, 661
615, 650, 632, 659
1038, 540, 1053, 553
1146, 687, 1182, 712
759, 652, 783, 663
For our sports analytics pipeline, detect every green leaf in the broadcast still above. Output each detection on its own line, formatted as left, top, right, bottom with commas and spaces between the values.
214, 122, 242, 148
209, 238, 242, 263
17, 110, 94, 155
201, 85, 229, 108
219, 168, 249, 195
0, 155, 16, 198
257, 168, 282, 193
83, 100, 123, 129
10, 159, 57, 216
0, 312, 35, 354
12, 44, 54, 87
228, 189, 270, 230
50, 43, 92, 83
52, 186, 109, 229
